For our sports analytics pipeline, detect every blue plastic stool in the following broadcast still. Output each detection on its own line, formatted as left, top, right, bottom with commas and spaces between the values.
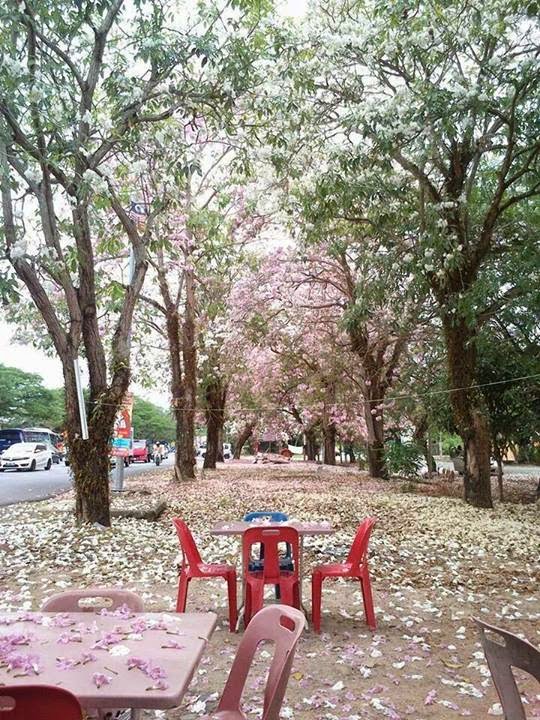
243, 511, 294, 598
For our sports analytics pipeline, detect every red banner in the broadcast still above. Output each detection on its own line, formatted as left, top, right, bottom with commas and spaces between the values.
111, 393, 133, 456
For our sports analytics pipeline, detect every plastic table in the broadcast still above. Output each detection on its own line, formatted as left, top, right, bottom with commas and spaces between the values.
211, 520, 334, 624
0, 610, 217, 717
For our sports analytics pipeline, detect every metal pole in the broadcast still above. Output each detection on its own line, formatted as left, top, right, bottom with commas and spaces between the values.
113, 455, 124, 492
128, 247, 135, 285
73, 358, 89, 440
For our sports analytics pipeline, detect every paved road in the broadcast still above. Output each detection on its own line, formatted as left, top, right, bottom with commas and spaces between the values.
0, 458, 537, 508
0, 455, 176, 507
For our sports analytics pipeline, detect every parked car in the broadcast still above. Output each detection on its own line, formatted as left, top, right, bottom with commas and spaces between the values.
132, 439, 149, 463
47, 443, 63, 464
452, 455, 497, 475
0, 427, 63, 456
197, 443, 232, 460
0, 442, 52, 471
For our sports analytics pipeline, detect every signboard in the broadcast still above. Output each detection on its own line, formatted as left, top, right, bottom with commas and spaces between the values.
111, 393, 133, 457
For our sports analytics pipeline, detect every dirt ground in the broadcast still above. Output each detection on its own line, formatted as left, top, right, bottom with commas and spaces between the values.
0, 464, 539, 719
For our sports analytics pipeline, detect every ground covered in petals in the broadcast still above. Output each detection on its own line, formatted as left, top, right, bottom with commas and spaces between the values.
0, 465, 539, 719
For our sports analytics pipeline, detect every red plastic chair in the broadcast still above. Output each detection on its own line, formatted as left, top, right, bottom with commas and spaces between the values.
41, 588, 144, 613
474, 618, 540, 720
211, 604, 305, 720
173, 518, 237, 632
0, 685, 82, 719
312, 517, 377, 632
242, 527, 300, 625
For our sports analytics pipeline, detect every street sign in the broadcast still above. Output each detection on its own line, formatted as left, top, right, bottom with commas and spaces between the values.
111, 393, 133, 457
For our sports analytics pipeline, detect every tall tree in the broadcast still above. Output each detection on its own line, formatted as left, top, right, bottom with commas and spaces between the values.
270, 0, 539, 505
0, 0, 243, 523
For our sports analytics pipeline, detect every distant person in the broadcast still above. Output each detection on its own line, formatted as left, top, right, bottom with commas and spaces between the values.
153, 441, 164, 462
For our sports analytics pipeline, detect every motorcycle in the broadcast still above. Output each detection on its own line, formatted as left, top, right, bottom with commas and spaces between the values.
154, 451, 162, 466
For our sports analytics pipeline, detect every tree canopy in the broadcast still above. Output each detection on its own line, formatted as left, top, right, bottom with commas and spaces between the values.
1, 0, 538, 520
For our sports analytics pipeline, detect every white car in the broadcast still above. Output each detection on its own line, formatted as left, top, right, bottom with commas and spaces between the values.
0, 442, 53, 471
196, 443, 232, 460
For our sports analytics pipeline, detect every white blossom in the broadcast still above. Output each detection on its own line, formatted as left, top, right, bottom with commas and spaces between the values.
10, 239, 27, 259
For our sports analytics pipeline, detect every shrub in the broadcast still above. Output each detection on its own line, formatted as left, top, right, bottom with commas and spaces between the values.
385, 441, 423, 479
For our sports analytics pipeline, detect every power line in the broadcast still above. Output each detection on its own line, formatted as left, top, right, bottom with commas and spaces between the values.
76, 371, 540, 409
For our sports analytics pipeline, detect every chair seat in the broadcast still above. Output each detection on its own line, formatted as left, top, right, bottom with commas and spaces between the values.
200, 562, 234, 573
312, 562, 356, 577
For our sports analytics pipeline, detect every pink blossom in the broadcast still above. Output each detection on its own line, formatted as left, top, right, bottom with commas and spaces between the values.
129, 618, 150, 634
127, 656, 148, 671
57, 631, 82, 644
98, 603, 135, 619
5, 652, 42, 675
81, 651, 97, 664
161, 640, 186, 649
127, 656, 168, 687
92, 672, 112, 688
51, 613, 76, 627
92, 631, 123, 649
147, 678, 169, 691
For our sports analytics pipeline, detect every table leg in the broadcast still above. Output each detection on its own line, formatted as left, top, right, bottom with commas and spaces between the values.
299, 536, 310, 627
235, 550, 245, 631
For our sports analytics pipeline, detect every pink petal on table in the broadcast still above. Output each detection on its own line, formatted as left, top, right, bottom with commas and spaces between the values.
92, 672, 112, 688
81, 651, 97, 664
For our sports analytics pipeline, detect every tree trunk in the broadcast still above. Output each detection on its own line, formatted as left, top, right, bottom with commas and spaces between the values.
234, 422, 255, 459
64, 357, 129, 526
179, 265, 197, 479
167, 309, 187, 482
163, 266, 196, 482
413, 414, 435, 477
493, 446, 504, 502
304, 427, 317, 461
203, 379, 226, 470
322, 421, 336, 465
366, 439, 386, 478
363, 388, 388, 479
443, 318, 493, 508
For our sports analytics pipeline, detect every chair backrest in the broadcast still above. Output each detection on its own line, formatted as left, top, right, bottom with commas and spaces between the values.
243, 527, 299, 584
0, 685, 82, 719
172, 518, 203, 567
244, 511, 289, 522
474, 618, 540, 720
217, 604, 305, 720
41, 588, 144, 613
346, 517, 376, 568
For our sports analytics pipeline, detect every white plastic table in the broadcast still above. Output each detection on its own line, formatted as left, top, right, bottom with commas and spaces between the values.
0, 610, 217, 716
211, 519, 334, 623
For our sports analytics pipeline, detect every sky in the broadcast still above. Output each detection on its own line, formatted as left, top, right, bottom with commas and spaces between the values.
281, 0, 308, 17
